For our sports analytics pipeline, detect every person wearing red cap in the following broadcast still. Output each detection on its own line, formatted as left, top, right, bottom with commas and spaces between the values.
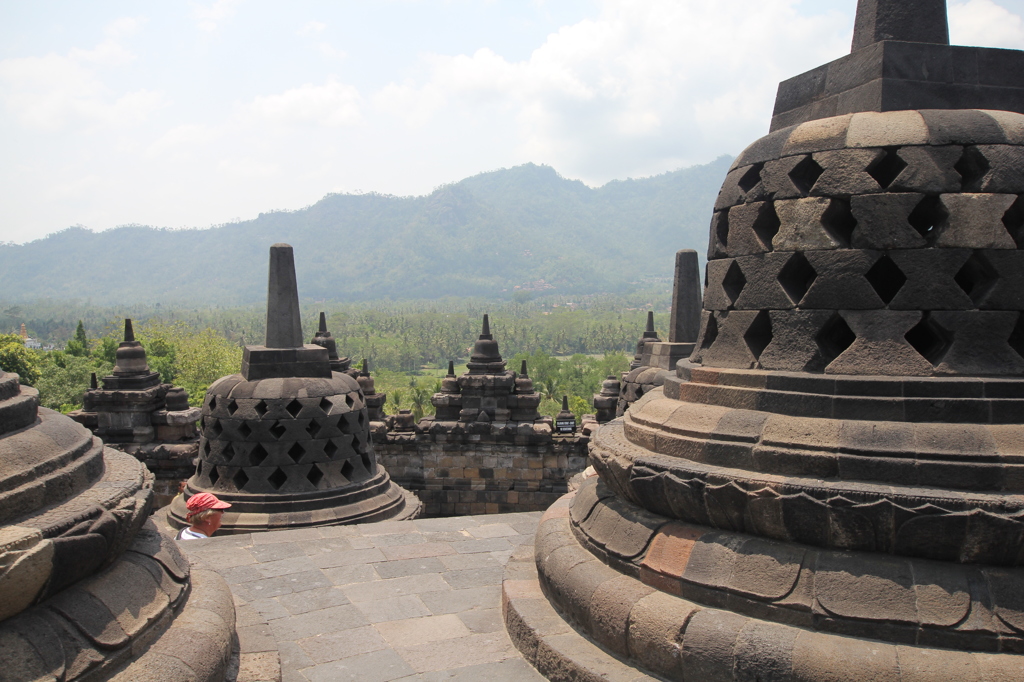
176, 492, 231, 540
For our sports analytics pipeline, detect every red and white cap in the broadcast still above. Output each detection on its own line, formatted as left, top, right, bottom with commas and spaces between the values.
185, 492, 231, 520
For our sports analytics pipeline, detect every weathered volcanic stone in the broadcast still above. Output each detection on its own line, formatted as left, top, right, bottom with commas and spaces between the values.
168, 244, 420, 532
510, 2, 1024, 679
0, 370, 235, 681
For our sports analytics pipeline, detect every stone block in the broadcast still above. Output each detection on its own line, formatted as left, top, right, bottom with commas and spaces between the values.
730, 254, 794, 310
733, 620, 798, 682
811, 148, 884, 196
847, 110, 929, 148
758, 311, 841, 373
890, 145, 963, 194
935, 194, 1018, 249
888, 249, 973, 310
587, 574, 654, 656
825, 311, 934, 376
920, 109, 1007, 145
733, 127, 794, 168
726, 202, 778, 256
850, 193, 929, 249
782, 114, 854, 156
774, 198, 848, 251
700, 311, 764, 370
761, 155, 813, 200
930, 311, 1024, 375
727, 536, 804, 601
791, 629, 900, 682
801, 250, 885, 310
680, 608, 749, 682
980, 251, 1024, 309
627, 590, 695, 677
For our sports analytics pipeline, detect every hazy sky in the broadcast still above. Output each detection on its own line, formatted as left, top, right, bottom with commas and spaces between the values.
3, 0, 1024, 244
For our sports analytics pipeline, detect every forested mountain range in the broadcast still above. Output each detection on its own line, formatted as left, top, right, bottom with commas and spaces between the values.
0, 158, 731, 306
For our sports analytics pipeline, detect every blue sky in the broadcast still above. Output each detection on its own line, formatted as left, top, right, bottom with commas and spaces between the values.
2, 0, 1024, 243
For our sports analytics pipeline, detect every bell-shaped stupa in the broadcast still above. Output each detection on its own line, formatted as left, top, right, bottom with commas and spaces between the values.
0, 369, 235, 680
506, 2, 1024, 679
168, 244, 420, 532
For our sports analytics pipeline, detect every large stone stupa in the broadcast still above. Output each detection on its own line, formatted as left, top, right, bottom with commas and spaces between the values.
505, 1, 1024, 679
168, 244, 420, 533
0, 369, 235, 680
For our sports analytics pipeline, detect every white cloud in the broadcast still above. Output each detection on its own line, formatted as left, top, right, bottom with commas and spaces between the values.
105, 17, 146, 38
298, 21, 327, 36
950, 0, 1024, 48
192, 0, 244, 32
247, 78, 363, 127
0, 50, 164, 131
371, 0, 850, 182
146, 124, 220, 159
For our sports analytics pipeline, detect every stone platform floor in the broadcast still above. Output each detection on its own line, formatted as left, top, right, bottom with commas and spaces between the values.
182, 513, 546, 682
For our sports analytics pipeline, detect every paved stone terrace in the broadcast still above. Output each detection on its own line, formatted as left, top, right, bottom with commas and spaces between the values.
182, 513, 546, 682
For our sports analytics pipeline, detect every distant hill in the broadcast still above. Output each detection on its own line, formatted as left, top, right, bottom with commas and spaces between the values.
0, 158, 732, 305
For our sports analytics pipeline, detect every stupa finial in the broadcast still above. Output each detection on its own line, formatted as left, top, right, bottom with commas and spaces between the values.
520, 360, 529, 377
318, 311, 327, 333
481, 314, 491, 339
852, 0, 949, 52
265, 244, 304, 349
123, 318, 135, 343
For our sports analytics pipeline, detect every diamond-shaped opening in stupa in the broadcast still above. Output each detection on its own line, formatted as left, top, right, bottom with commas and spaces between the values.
816, 313, 856, 365
865, 255, 908, 306
788, 156, 824, 195
738, 163, 764, 193
744, 310, 773, 361
954, 252, 999, 306
722, 261, 747, 306
777, 252, 817, 304
867, 147, 908, 189
955, 145, 991, 191
268, 468, 287, 491
905, 314, 951, 365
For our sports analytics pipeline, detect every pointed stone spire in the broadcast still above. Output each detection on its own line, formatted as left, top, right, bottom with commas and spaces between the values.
520, 360, 529, 377
447, 361, 456, 378
852, 0, 949, 52
123, 318, 135, 343
361, 358, 370, 376
670, 250, 702, 344
90, 372, 98, 389
265, 243, 304, 349
318, 312, 327, 333
643, 311, 659, 340
241, 244, 331, 380
561, 395, 570, 411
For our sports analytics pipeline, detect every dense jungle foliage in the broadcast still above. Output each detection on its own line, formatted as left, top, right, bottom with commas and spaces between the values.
2, 296, 669, 419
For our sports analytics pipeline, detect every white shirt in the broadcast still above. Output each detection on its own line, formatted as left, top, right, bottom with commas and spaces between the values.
176, 527, 208, 541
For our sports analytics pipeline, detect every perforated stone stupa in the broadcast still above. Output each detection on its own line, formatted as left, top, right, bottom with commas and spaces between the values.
504, 2, 1024, 679
168, 244, 419, 533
